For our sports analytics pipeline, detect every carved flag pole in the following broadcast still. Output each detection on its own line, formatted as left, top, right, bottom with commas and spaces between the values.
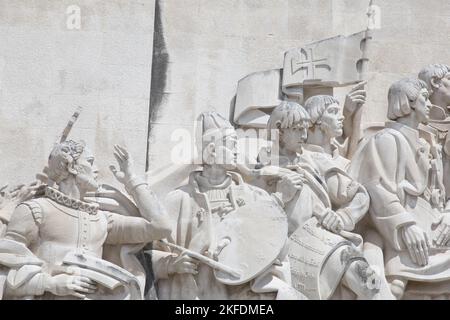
59, 106, 83, 143
358, 0, 375, 81
347, 0, 376, 158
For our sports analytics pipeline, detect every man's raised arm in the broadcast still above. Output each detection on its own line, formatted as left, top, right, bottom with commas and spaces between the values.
109, 145, 171, 240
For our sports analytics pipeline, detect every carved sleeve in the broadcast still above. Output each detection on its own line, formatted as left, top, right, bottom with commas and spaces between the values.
325, 168, 370, 231
4, 203, 40, 246
0, 201, 48, 299
105, 212, 171, 245
146, 191, 188, 280
123, 176, 172, 237
3, 268, 48, 299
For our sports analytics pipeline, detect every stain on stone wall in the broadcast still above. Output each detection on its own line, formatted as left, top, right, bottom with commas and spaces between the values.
146, 0, 169, 170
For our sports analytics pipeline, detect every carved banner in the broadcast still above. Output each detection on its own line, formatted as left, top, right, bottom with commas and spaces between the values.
282, 31, 367, 96
232, 30, 370, 128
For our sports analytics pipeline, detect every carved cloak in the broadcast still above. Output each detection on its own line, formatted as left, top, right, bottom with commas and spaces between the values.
349, 122, 450, 284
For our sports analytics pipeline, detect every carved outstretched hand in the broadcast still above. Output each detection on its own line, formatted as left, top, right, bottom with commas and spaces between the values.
401, 224, 430, 266
0, 181, 41, 220
110, 145, 136, 185
343, 81, 367, 116
434, 213, 450, 247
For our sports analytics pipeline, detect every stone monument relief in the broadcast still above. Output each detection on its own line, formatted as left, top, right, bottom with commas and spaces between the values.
1, 0, 450, 300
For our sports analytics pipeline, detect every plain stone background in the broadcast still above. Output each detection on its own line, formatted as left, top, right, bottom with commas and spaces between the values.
0, 0, 449, 195
0, 0, 155, 189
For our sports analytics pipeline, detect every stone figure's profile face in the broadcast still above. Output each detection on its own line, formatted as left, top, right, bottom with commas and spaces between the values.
412, 88, 431, 124
74, 148, 99, 193
205, 130, 238, 170
280, 123, 308, 153
320, 103, 344, 138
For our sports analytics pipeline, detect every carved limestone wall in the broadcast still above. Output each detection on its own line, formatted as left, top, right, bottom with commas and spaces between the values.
0, 0, 155, 188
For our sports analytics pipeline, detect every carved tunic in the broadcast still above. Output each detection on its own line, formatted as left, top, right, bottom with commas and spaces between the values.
7, 198, 108, 267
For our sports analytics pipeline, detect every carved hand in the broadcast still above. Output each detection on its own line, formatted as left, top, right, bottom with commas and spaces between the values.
321, 210, 344, 234
275, 173, 304, 204
401, 224, 430, 266
343, 81, 367, 116
110, 145, 136, 185
46, 273, 97, 299
434, 213, 450, 247
168, 252, 199, 275
0, 182, 41, 219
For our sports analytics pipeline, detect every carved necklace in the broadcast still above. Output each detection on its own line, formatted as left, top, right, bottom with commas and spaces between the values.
45, 186, 99, 215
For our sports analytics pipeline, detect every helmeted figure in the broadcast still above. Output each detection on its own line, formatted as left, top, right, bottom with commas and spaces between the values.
0, 122, 171, 299
151, 112, 301, 300
255, 101, 380, 300
349, 78, 450, 299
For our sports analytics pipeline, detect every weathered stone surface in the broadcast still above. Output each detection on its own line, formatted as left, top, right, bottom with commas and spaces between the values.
0, 0, 155, 188
2, 0, 450, 301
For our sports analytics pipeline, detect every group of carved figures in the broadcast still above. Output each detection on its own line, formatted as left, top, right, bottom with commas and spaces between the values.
1, 64, 450, 300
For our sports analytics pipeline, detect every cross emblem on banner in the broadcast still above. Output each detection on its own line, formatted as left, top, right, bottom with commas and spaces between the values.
291, 48, 330, 79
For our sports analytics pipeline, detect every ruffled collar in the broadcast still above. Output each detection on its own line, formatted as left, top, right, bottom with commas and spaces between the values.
45, 186, 99, 215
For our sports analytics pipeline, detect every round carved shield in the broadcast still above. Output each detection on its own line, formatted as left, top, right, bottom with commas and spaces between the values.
214, 199, 288, 285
